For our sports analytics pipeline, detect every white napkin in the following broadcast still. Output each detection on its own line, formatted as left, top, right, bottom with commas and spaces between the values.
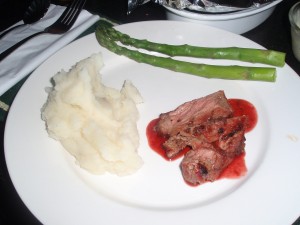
0, 4, 100, 96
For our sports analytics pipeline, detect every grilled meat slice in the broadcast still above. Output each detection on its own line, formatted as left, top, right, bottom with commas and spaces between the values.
191, 116, 247, 157
180, 116, 247, 185
155, 91, 233, 137
215, 116, 247, 157
163, 134, 190, 159
180, 145, 232, 185
162, 116, 247, 159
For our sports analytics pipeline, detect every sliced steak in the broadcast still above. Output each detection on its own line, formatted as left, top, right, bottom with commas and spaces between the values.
191, 116, 247, 157
163, 134, 190, 159
215, 116, 247, 157
163, 133, 209, 159
153, 90, 248, 185
180, 145, 232, 185
155, 90, 233, 137
162, 116, 247, 159
180, 116, 247, 185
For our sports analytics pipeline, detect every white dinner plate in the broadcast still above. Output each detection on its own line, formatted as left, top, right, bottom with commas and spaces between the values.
4, 21, 300, 225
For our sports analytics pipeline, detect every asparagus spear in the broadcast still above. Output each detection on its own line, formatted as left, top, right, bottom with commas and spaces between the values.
95, 21, 277, 82
97, 20, 285, 67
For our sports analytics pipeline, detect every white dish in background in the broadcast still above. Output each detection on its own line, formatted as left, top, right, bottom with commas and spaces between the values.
4, 21, 300, 225
164, 0, 282, 34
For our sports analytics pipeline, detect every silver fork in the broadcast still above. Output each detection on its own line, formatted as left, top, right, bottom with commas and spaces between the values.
0, 0, 86, 62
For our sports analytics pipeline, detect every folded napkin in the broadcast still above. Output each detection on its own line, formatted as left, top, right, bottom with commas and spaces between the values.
0, 4, 100, 96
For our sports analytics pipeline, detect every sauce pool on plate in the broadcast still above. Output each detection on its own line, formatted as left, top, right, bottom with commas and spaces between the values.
228, 98, 258, 132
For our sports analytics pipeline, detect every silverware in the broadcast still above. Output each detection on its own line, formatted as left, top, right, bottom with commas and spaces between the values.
0, 0, 86, 62
0, 0, 50, 39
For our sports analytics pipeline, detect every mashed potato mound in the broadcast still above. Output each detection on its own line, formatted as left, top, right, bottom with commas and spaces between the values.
41, 53, 143, 176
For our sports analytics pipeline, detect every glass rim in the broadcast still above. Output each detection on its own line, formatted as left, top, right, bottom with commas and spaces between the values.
289, 2, 300, 30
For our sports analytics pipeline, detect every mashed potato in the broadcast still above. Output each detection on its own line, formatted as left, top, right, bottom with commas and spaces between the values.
41, 53, 143, 176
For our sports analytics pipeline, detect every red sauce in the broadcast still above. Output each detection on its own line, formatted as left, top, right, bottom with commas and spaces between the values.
219, 152, 247, 179
146, 118, 190, 161
146, 98, 257, 183
183, 152, 247, 187
228, 99, 258, 132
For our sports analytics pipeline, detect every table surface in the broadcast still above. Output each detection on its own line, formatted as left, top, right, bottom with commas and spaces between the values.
0, 0, 299, 224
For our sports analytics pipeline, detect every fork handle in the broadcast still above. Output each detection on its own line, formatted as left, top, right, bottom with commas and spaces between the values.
0, 24, 26, 40
0, 31, 45, 62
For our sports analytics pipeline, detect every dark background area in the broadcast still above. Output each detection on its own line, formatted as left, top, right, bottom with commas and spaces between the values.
0, 0, 299, 224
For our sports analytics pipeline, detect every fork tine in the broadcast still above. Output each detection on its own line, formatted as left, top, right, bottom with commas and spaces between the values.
63, 0, 86, 27
53, 0, 86, 27
55, 0, 78, 23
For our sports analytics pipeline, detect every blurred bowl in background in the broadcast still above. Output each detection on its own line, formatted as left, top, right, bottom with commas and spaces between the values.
164, 0, 282, 34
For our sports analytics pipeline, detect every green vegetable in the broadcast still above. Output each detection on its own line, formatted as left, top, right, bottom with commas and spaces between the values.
95, 20, 278, 82
97, 20, 285, 67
